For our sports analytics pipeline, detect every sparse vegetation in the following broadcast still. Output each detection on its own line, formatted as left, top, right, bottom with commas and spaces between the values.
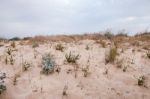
10, 41, 16, 48
55, 43, 64, 52
146, 51, 150, 59
65, 52, 80, 63
9, 37, 20, 41
137, 75, 145, 86
104, 31, 114, 40
105, 47, 117, 64
62, 85, 68, 96
5, 47, 15, 65
41, 53, 55, 75
22, 61, 31, 71
32, 42, 39, 48
13, 73, 20, 85
100, 40, 106, 48
82, 65, 90, 77
0, 72, 6, 94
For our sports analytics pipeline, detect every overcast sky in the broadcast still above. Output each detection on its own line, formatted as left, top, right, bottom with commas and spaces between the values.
0, 0, 150, 38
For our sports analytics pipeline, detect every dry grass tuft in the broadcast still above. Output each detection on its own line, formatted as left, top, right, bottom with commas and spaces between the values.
105, 47, 117, 64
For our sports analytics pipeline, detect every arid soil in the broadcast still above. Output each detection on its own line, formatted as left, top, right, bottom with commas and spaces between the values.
0, 38, 150, 99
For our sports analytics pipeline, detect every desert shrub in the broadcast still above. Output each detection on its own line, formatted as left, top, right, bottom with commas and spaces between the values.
105, 47, 117, 64
55, 44, 64, 52
104, 31, 114, 40
0, 72, 6, 94
22, 61, 31, 71
146, 51, 150, 59
65, 52, 80, 63
10, 41, 16, 48
115, 33, 128, 37
100, 40, 106, 48
137, 75, 145, 86
32, 42, 39, 48
5, 48, 15, 65
41, 53, 55, 75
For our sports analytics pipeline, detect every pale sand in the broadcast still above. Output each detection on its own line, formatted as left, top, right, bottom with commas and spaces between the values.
0, 40, 150, 99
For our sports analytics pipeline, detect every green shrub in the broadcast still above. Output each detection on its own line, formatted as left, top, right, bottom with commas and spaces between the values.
65, 52, 80, 63
41, 53, 55, 75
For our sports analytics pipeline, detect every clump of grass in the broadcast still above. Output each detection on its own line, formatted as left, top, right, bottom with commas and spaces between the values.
0, 72, 6, 94
22, 61, 31, 71
5, 47, 15, 65
41, 53, 55, 75
65, 52, 80, 64
55, 44, 64, 52
105, 47, 117, 64
146, 51, 150, 59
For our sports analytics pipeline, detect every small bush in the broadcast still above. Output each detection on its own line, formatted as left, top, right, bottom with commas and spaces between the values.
137, 75, 145, 86
55, 44, 64, 52
5, 48, 15, 65
104, 31, 114, 40
10, 41, 16, 48
32, 42, 39, 48
105, 47, 117, 64
65, 52, 80, 63
22, 61, 31, 71
41, 53, 55, 75
146, 51, 150, 59
0, 72, 6, 94
101, 41, 106, 48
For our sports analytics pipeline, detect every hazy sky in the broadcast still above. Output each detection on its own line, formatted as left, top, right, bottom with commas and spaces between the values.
0, 0, 150, 38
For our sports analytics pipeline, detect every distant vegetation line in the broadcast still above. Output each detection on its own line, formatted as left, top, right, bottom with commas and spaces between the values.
0, 31, 150, 42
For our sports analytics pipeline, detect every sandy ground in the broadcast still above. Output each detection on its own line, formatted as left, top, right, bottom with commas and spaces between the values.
0, 40, 150, 99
